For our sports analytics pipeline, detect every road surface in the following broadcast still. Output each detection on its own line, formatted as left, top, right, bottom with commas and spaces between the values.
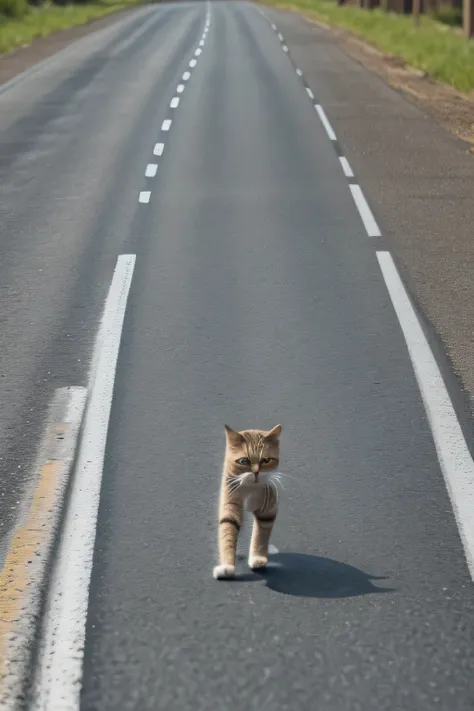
0, 1, 473, 710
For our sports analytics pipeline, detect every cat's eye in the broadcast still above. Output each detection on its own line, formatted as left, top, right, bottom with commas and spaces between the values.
262, 457, 272, 464
236, 457, 251, 466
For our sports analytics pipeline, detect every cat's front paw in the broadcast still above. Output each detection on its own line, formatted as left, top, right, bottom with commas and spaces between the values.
213, 564, 236, 580
248, 555, 268, 570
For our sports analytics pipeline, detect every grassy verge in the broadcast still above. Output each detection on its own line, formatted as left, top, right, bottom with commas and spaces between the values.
0, 0, 146, 55
261, 0, 474, 93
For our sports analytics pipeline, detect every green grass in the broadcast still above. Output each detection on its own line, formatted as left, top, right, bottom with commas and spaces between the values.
0, 0, 146, 54
261, 0, 474, 92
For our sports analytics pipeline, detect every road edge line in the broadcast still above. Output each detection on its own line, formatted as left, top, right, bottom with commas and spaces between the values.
32, 254, 136, 711
0, 386, 88, 711
377, 250, 474, 581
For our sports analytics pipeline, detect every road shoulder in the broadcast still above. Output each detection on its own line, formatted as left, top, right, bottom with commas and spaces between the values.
0, 5, 142, 88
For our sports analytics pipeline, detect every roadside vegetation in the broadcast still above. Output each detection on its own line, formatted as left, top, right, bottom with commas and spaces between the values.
261, 0, 474, 92
0, 0, 145, 54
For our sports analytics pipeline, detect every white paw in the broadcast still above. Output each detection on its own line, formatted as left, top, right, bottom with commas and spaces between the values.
248, 555, 268, 570
213, 564, 236, 580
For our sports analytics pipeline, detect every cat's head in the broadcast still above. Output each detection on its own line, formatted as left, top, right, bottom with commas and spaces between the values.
223, 424, 282, 484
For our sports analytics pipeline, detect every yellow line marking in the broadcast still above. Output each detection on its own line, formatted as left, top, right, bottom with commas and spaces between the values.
0, 424, 68, 683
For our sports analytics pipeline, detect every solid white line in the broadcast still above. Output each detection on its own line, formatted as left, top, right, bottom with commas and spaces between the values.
306, 87, 314, 100
170, 97, 180, 108
189, 59, 197, 68
32, 255, 136, 711
195, 48, 202, 56
153, 142, 164, 156
282, 45, 288, 52
349, 185, 381, 237
139, 191, 151, 203
182, 71, 191, 81
161, 119, 172, 131
339, 156, 354, 178
315, 104, 337, 141
296, 68, 302, 76
376, 250, 474, 580
145, 163, 158, 178
177, 84, 185, 93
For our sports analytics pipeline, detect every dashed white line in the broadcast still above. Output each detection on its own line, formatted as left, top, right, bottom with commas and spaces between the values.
282, 45, 288, 52
296, 68, 303, 77
145, 164, 158, 178
177, 84, 185, 93
199, 39, 205, 46
377, 250, 474, 581
161, 119, 172, 131
195, 48, 202, 56
306, 87, 314, 100
339, 156, 354, 178
170, 97, 180, 109
139, 191, 151, 203
189, 59, 197, 68
349, 185, 381, 237
269, 544, 279, 555
271, 23, 277, 30
153, 142, 164, 156
278, 32, 283, 40
182, 71, 191, 81
32, 254, 136, 711
315, 104, 337, 141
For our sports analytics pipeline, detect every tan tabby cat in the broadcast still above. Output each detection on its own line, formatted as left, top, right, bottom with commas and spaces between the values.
213, 424, 282, 580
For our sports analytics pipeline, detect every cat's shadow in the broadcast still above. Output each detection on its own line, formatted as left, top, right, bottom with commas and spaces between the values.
235, 552, 394, 598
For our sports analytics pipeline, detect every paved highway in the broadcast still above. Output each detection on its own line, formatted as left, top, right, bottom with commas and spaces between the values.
0, 1, 473, 710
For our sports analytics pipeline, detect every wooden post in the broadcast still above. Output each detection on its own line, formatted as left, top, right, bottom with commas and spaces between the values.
465, 0, 474, 37
413, 0, 421, 25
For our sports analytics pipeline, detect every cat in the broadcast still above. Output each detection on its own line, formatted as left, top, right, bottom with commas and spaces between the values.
213, 424, 282, 580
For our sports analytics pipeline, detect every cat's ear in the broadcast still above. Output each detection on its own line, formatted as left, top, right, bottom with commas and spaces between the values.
224, 424, 244, 447
265, 424, 282, 441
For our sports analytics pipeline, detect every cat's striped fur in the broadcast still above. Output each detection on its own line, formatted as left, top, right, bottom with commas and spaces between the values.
213, 424, 282, 580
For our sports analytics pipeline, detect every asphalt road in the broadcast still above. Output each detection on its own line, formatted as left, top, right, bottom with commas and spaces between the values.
1, 1, 474, 710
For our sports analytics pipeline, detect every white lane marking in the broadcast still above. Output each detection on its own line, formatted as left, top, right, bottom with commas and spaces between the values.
145, 164, 158, 178
271, 23, 277, 30
177, 84, 185, 93
32, 254, 136, 711
170, 97, 180, 108
189, 59, 197, 68
339, 156, 354, 178
377, 250, 474, 581
269, 544, 279, 555
296, 68, 303, 76
282, 45, 288, 52
306, 87, 314, 100
154, 142, 164, 156
195, 48, 202, 56
182, 71, 191, 81
315, 104, 337, 141
139, 191, 151, 203
278, 32, 283, 40
349, 185, 381, 237
161, 119, 172, 131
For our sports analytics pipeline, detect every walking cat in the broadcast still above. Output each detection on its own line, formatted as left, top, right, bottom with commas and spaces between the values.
213, 424, 282, 580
